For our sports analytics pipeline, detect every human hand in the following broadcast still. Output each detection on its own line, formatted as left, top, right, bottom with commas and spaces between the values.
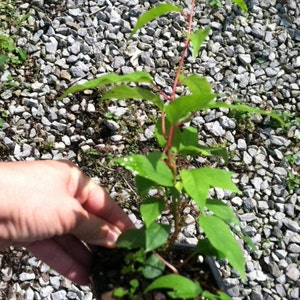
0, 160, 133, 285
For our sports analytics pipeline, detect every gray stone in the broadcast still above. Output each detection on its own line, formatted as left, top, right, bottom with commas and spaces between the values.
251, 177, 263, 190
268, 262, 281, 277
287, 243, 300, 253
286, 264, 300, 281
219, 116, 236, 129
113, 56, 125, 69
243, 151, 253, 165
51, 290, 67, 300
238, 54, 252, 65
237, 139, 247, 150
110, 135, 122, 142
69, 41, 81, 55
45, 37, 58, 54
19, 272, 35, 281
248, 270, 267, 281
282, 218, 300, 232
275, 284, 286, 297
40, 286, 54, 297
270, 135, 291, 147
240, 213, 257, 222
290, 287, 299, 299
51, 121, 67, 132
86, 103, 96, 112
204, 121, 225, 136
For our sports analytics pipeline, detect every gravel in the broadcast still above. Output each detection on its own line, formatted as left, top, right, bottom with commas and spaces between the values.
0, 0, 299, 299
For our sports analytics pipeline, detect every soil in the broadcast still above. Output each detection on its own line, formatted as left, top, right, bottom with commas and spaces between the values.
91, 244, 226, 300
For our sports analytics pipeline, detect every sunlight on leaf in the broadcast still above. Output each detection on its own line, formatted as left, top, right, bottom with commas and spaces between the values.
207, 102, 284, 127
181, 168, 240, 212
130, 4, 182, 37
187, 27, 210, 59
231, 0, 248, 12
206, 199, 240, 225
101, 85, 164, 110
140, 197, 165, 227
144, 274, 202, 298
115, 152, 174, 187
60, 72, 153, 98
165, 93, 217, 124
181, 74, 212, 95
199, 215, 245, 279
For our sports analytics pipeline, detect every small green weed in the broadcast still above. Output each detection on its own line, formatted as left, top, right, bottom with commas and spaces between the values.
287, 172, 300, 191
270, 111, 299, 132
0, 34, 27, 68
285, 154, 298, 166
0, 74, 18, 92
228, 109, 255, 133
105, 112, 120, 121
208, 0, 222, 8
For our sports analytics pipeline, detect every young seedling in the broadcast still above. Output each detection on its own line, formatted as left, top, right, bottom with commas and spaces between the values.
61, 1, 283, 299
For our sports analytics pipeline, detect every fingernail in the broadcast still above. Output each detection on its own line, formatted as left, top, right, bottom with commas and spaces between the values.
106, 227, 121, 246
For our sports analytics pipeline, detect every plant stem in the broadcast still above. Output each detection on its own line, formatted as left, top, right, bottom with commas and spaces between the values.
170, 0, 195, 101
163, 0, 196, 248
154, 252, 179, 274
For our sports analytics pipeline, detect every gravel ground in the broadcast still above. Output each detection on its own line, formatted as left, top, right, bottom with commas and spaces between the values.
0, 0, 299, 299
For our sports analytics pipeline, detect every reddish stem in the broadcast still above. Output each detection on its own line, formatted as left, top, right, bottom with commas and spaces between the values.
161, 1, 196, 248
170, 0, 196, 101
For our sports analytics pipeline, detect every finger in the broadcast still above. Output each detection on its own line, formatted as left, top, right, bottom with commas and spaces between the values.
70, 169, 134, 231
70, 210, 122, 247
27, 237, 91, 285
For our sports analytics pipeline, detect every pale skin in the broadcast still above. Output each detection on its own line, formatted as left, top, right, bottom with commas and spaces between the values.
0, 160, 134, 285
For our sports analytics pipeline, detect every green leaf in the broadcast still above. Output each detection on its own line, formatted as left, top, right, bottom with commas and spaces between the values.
130, 4, 182, 37
130, 279, 139, 291
187, 27, 210, 59
176, 127, 228, 162
17, 48, 27, 62
135, 175, 155, 196
231, 0, 248, 12
116, 228, 146, 249
101, 86, 164, 110
115, 152, 174, 187
243, 234, 257, 251
60, 72, 153, 98
144, 274, 202, 298
0, 55, 8, 67
140, 197, 165, 227
196, 238, 226, 259
206, 199, 239, 225
199, 215, 245, 279
218, 291, 233, 300
202, 290, 233, 300
154, 117, 167, 147
145, 222, 170, 252
181, 168, 240, 212
177, 127, 212, 156
117, 222, 169, 252
207, 102, 284, 127
164, 93, 217, 124
181, 74, 212, 95
0, 35, 15, 52
201, 290, 219, 300
179, 126, 199, 148
142, 253, 165, 279
113, 287, 128, 298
